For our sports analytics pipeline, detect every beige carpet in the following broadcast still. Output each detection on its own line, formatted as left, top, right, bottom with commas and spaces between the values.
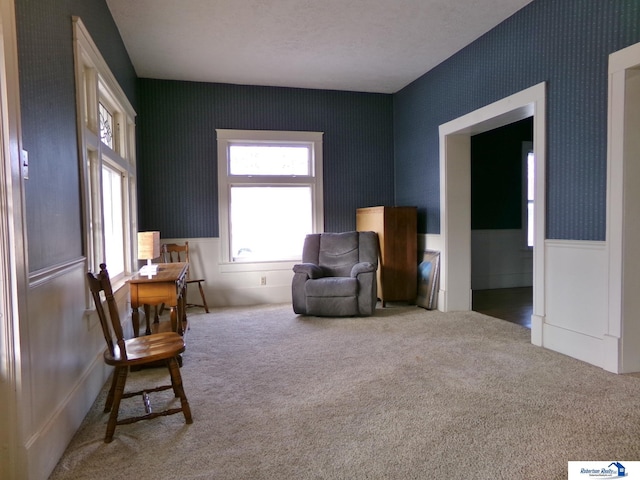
50, 304, 640, 479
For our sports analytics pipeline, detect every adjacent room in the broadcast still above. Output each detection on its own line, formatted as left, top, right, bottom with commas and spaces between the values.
2, 1, 640, 478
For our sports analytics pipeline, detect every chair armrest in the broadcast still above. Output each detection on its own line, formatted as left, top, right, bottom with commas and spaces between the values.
351, 262, 376, 277
293, 263, 324, 279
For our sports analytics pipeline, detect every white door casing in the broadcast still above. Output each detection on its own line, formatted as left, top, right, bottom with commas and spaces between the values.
0, 0, 28, 477
606, 42, 640, 373
438, 82, 547, 346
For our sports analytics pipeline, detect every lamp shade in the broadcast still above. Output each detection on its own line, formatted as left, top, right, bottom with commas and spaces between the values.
137, 231, 160, 260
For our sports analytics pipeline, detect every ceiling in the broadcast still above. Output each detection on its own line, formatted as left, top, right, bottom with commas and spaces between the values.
106, 0, 534, 94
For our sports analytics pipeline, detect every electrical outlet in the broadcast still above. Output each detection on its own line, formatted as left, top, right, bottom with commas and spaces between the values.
260, 276, 267, 286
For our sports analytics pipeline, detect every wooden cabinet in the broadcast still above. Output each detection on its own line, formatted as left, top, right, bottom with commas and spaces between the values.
356, 206, 417, 306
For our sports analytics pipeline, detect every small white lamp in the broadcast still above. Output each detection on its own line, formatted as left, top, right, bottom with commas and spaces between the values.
138, 231, 160, 276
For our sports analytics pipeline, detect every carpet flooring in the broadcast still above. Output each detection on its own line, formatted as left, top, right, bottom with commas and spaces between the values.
49, 304, 640, 479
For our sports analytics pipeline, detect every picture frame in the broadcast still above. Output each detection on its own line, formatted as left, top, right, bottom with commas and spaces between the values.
416, 250, 440, 310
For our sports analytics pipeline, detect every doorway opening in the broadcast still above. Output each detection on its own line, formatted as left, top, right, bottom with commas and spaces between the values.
438, 82, 546, 345
606, 43, 640, 372
469, 118, 534, 328
472, 288, 532, 327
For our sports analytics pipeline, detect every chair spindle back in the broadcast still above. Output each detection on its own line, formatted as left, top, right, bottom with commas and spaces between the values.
87, 263, 127, 360
163, 242, 190, 264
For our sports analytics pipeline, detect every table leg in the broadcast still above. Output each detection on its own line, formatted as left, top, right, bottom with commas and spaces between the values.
182, 283, 188, 323
143, 304, 152, 335
132, 306, 140, 337
170, 306, 178, 334
169, 303, 186, 336
178, 299, 185, 335
180, 286, 187, 326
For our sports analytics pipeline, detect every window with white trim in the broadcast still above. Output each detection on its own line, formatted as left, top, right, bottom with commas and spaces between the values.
217, 129, 324, 264
73, 17, 137, 282
526, 151, 535, 247
522, 142, 534, 248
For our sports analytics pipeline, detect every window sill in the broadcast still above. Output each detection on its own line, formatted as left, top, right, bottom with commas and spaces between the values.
111, 273, 133, 295
84, 272, 132, 316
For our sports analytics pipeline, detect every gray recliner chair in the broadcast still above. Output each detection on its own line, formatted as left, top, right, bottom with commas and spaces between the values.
292, 231, 379, 316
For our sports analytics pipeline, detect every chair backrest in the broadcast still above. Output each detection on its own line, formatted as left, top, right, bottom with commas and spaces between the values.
163, 242, 190, 264
302, 231, 378, 277
87, 263, 126, 359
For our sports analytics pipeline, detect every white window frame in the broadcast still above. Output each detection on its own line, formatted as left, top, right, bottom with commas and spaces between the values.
73, 17, 137, 287
216, 129, 324, 270
522, 141, 534, 249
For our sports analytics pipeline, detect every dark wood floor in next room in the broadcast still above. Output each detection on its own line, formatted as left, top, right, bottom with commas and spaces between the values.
472, 287, 532, 329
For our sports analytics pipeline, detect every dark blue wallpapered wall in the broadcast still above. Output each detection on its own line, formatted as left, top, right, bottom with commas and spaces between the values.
16, 0, 137, 272
16, 0, 640, 272
394, 0, 640, 240
137, 80, 395, 238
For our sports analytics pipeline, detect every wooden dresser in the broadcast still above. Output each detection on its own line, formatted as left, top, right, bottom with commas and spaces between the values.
356, 206, 417, 306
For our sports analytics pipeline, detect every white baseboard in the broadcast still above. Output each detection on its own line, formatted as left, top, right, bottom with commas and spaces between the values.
531, 314, 544, 346
602, 334, 622, 373
216, 284, 292, 306
541, 322, 605, 370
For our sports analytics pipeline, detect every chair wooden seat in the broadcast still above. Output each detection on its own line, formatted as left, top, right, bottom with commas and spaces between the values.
104, 332, 186, 366
87, 263, 193, 443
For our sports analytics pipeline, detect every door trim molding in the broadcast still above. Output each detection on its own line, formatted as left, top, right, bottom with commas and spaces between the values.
0, 0, 28, 478
438, 82, 547, 347
606, 41, 640, 373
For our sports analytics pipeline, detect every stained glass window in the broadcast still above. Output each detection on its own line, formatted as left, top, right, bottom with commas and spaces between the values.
99, 102, 113, 149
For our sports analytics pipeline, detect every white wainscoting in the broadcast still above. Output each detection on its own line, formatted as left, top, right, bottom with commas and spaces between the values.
421, 233, 615, 371
176, 236, 619, 372
178, 235, 445, 309
24, 261, 115, 479
470, 229, 533, 290
542, 239, 611, 370
164, 237, 294, 308
418, 233, 443, 254
23, 240, 295, 478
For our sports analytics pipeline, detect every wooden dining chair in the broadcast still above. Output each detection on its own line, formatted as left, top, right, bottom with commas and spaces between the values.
162, 242, 210, 313
87, 263, 193, 443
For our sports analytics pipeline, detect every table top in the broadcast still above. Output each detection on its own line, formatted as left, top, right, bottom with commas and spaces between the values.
128, 262, 188, 284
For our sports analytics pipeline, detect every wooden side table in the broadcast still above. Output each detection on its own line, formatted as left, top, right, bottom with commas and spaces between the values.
128, 262, 188, 336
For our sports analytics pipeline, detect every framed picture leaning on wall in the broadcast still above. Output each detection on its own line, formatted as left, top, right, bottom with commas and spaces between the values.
416, 250, 440, 310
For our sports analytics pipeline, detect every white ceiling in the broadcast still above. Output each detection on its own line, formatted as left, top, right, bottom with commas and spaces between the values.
106, 0, 534, 94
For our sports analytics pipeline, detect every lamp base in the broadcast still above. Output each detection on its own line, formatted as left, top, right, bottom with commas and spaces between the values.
139, 261, 158, 276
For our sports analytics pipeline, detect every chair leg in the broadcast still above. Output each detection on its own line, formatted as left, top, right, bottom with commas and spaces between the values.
197, 281, 209, 313
187, 280, 209, 312
105, 366, 128, 443
168, 359, 177, 396
104, 368, 118, 413
167, 356, 193, 424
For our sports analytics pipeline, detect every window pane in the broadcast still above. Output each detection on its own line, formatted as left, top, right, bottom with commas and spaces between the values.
527, 151, 535, 247
102, 165, 124, 275
230, 186, 312, 261
527, 202, 534, 247
527, 152, 535, 201
229, 145, 309, 175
